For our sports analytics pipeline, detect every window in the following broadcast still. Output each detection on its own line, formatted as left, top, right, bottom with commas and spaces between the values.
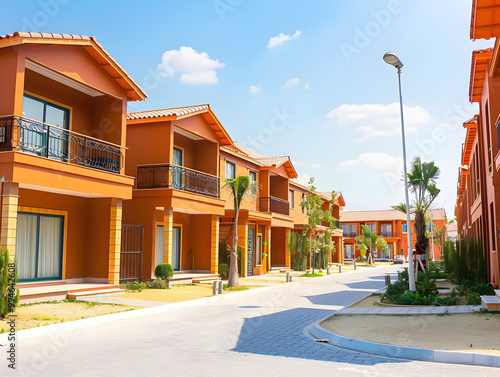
289, 189, 294, 208
380, 224, 392, 237
342, 224, 348, 235
365, 224, 375, 233
225, 161, 235, 179
256, 235, 262, 265
343, 224, 356, 237
22, 94, 70, 159
426, 223, 433, 232
249, 171, 257, 195
402, 223, 407, 233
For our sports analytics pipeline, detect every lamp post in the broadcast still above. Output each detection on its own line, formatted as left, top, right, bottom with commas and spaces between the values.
383, 51, 416, 292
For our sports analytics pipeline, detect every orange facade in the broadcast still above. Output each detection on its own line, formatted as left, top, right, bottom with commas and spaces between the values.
455, 1, 500, 285
0, 32, 146, 284
124, 107, 345, 278
341, 209, 447, 262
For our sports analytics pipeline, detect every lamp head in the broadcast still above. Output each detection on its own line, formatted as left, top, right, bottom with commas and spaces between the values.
383, 51, 404, 69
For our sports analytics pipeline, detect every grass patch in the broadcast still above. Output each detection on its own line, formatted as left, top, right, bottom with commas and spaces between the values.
300, 273, 325, 277
223, 284, 249, 291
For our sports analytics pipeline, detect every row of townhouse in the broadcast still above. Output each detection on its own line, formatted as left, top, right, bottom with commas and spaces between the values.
455, 0, 500, 285
340, 209, 447, 262
0, 32, 344, 296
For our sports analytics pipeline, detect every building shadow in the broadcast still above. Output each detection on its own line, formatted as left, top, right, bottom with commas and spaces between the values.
232, 307, 405, 365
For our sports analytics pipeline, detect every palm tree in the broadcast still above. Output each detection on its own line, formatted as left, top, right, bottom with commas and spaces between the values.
406, 157, 440, 258
355, 225, 387, 265
224, 176, 253, 287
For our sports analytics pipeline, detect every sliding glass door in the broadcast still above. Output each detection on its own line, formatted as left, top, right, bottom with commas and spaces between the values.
16, 212, 63, 281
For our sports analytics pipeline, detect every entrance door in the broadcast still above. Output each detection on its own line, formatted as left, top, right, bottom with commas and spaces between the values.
172, 147, 183, 189
16, 212, 63, 281
172, 226, 181, 271
156, 225, 164, 266
247, 228, 254, 276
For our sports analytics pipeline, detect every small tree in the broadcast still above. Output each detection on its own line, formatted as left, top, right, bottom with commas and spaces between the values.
288, 230, 309, 271
224, 176, 255, 287
300, 178, 337, 272
0, 248, 19, 318
355, 225, 387, 265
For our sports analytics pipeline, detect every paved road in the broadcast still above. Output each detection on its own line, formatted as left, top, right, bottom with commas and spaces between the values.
5, 265, 499, 376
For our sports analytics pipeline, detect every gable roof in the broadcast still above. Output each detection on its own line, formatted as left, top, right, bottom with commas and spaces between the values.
223, 142, 298, 178
127, 105, 233, 146
341, 208, 447, 222
0, 32, 146, 101
469, 47, 493, 102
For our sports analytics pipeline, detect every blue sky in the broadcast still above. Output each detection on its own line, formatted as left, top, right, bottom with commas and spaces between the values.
0, 0, 493, 218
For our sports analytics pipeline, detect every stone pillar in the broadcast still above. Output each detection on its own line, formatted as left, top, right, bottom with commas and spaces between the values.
108, 198, 122, 284
164, 208, 173, 264
210, 215, 219, 274
1, 182, 19, 258
238, 218, 248, 277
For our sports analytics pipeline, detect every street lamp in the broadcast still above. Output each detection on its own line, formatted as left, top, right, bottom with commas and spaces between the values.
383, 51, 416, 292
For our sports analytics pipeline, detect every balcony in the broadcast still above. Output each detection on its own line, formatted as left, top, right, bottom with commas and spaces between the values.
379, 231, 393, 238
0, 116, 122, 173
344, 232, 357, 238
259, 196, 289, 216
136, 164, 219, 198
321, 220, 341, 229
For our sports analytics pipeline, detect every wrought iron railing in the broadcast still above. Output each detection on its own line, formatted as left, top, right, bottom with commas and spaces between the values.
0, 116, 122, 173
344, 232, 357, 237
379, 231, 393, 237
136, 163, 220, 198
259, 196, 289, 215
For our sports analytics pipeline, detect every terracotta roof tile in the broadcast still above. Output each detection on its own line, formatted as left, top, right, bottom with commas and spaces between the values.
341, 208, 446, 222
127, 105, 210, 120
0, 32, 146, 101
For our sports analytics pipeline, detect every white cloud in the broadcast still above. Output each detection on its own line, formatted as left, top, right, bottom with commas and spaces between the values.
158, 46, 225, 85
267, 30, 302, 49
249, 84, 262, 94
297, 173, 311, 186
326, 103, 431, 142
338, 152, 402, 173
304, 82, 310, 90
283, 77, 300, 88
305, 162, 321, 170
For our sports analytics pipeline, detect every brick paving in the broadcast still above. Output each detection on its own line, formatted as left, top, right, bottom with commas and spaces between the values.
2, 265, 499, 376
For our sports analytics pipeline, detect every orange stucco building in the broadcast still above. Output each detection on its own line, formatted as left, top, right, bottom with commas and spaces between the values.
455, 0, 500, 284
0, 32, 146, 285
341, 209, 447, 262
124, 105, 345, 279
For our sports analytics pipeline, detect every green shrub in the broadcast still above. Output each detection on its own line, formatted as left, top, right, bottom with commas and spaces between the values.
456, 281, 494, 296
428, 261, 443, 273
385, 281, 408, 298
121, 281, 146, 290
394, 290, 434, 305
466, 292, 481, 305
218, 263, 229, 280
416, 277, 437, 296
428, 271, 449, 279
289, 230, 309, 271
0, 248, 19, 318
155, 263, 174, 281
146, 279, 169, 289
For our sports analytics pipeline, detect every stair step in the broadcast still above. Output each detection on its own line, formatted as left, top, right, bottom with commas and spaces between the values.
67, 288, 125, 300
192, 277, 221, 284
480, 295, 500, 311
18, 280, 67, 289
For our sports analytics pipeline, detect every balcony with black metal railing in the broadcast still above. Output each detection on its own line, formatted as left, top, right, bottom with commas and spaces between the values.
0, 116, 122, 174
136, 163, 220, 198
379, 231, 393, 238
259, 196, 289, 216
343, 232, 357, 238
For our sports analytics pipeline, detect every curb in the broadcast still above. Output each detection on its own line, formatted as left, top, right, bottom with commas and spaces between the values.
308, 317, 500, 368
0, 284, 275, 343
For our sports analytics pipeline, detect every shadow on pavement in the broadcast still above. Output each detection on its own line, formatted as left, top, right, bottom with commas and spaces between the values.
232, 307, 405, 365
304, 290, 375, 306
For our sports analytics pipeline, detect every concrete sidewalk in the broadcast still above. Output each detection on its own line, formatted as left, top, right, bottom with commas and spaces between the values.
338, 304, 483, 315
